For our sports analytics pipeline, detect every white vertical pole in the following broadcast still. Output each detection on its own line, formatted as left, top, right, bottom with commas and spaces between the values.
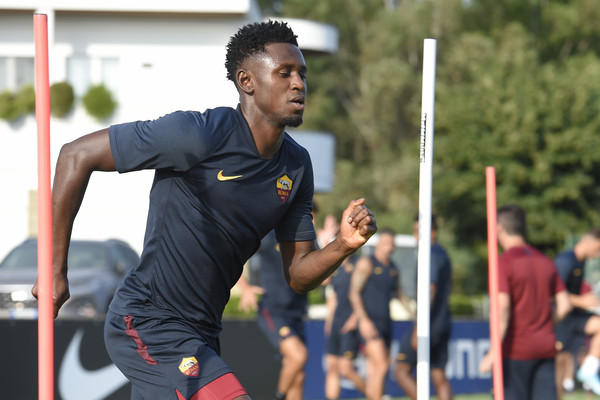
417, 38, 437, 400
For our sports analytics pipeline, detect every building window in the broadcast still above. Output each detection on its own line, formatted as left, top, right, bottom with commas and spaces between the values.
0, 58, 7, 91
15, 57, 35, 88
67, 55, 119, 99
0, 56, 34, 92
101, 57, 119, 94
67, 55, 91, 97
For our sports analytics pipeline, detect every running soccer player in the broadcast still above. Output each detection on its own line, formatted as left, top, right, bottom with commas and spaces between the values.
32, 20, 377, 400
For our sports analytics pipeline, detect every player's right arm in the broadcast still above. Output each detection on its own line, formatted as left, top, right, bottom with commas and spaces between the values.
235, 271, 264, 313
32, 128, 116, 318
324, 284, 337, 336
348, 256, 378, 340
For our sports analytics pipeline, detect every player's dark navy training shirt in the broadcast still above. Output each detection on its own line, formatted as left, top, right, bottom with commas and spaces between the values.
430, 243, 452, 333
330, 256, 357, 328
252, 230, 307, 318
107, 105, 316, 337
362, 255, 398, 321
555, 250, 584, 296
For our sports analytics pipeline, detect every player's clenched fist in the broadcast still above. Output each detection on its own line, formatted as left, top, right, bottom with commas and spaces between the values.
339, 198, 377, 249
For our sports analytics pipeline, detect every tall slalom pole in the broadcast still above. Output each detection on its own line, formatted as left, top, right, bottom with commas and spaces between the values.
486, 167, 504, 400
34, 13, 54, 400
416, 38, 436, 400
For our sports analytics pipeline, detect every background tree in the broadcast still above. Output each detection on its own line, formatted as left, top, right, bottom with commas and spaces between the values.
265, 0, 600, 296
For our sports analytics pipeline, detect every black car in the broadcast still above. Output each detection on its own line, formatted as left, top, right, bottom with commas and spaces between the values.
0, 238, 139, 319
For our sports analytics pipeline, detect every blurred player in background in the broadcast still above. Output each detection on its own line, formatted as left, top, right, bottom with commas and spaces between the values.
324, 255, 367, 399
479, 204, 571, 400
555, 281, 592, 398
554, 229, 600, 396
348, 228, 408, 400
395, 215, 452, 400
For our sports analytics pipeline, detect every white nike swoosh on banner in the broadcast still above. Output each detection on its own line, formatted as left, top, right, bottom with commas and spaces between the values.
59, 329, 129, 400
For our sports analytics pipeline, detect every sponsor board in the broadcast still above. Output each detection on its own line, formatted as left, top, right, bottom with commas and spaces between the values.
2, 319, 491, 399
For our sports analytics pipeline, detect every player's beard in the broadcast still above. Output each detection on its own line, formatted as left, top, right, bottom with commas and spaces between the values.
283, 114, 303, 128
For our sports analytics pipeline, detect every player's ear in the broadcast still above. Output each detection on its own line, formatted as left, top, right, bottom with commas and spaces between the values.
237, 69, 253, 95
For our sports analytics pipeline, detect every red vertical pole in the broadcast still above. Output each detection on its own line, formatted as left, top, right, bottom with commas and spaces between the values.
34, 13, 54, 400
486, 166, 504, 400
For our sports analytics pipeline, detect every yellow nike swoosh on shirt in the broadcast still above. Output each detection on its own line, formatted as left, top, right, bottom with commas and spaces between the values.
217, 170, 243, 181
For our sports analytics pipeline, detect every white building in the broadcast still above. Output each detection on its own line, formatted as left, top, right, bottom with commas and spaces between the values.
0, 0, 338, 260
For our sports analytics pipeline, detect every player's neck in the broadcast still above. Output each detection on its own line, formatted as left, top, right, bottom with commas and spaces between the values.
573, 241, 587, 262
374, 252, 390, 266
239, 103, 285, 158
500, 234, 527, 252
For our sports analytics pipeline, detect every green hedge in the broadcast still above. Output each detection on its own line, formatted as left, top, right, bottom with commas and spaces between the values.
0, 90, 19, 121
449, 294, 477, 317
0, 82, 119, 122
50, 82, 75, 118
82, 84, 117, 121
0, 85, 35, 121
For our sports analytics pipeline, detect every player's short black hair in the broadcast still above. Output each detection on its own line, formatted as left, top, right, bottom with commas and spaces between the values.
497, 204, 527, 237
225, 20, 299, 83
379, 227, 396, 237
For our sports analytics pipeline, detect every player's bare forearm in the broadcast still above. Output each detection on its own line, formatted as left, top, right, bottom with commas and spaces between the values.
398, 292, 414, 318
282, 238, 356, 293
570, 292, 597, 310
52, 129, 115, 270
32, 128, 116, 318
281, 199, 377, 293
348, 257, 371, 321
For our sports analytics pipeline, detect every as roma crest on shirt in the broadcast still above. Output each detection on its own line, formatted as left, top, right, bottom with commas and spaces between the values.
179, 357, 199, 377
276, 174, 293, 203
279, 326, 291, 338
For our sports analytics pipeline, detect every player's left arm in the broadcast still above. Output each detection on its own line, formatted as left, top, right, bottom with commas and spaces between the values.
479, 292, 511, 374
280, 198, 377, 293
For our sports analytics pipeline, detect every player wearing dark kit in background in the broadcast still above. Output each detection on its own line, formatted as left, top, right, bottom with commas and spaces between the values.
479, 204, 571, 400
324, 255, 366, 399
395, 215, 452, 400
348, 228, 400, 400
554, 229, 600, 396
33, 20, 378, 400
238, 230, 308, 400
